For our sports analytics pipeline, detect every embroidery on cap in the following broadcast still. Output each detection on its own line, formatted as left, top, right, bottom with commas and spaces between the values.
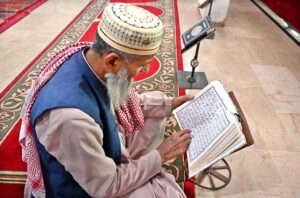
142, 38, 151, 45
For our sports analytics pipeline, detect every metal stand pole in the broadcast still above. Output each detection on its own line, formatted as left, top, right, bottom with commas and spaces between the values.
187, 43, 200, 83
177, 0, 214, 89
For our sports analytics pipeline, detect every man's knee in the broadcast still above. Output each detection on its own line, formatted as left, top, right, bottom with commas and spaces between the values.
142, 117, 166, 154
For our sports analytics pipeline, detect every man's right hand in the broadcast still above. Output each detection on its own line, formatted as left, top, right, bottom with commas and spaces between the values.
156, 129, 191, 163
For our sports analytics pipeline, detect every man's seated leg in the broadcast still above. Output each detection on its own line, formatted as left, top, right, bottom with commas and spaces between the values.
118, 172, 185, 198
127, 117, 167, 159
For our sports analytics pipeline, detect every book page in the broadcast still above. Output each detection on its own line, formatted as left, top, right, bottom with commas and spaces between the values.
175, 86, 231, 163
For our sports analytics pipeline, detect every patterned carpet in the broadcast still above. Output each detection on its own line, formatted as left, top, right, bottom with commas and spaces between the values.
0, 0, 46, 33
0, 0, 194, 197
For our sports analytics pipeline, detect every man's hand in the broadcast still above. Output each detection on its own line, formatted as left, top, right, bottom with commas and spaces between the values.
172, 95, 194, 110
156, 129, 191, 163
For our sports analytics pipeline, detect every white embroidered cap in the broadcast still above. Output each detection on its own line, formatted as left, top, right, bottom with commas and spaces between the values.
98, 3, 164, 55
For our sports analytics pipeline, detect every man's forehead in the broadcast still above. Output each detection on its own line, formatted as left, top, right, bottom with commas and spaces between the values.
138, 55, 155, 64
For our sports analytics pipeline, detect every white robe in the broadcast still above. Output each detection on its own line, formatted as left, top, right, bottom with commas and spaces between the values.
27, 91, 186, 198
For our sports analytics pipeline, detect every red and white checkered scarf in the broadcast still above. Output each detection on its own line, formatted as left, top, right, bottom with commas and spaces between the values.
19, 42, 144, 197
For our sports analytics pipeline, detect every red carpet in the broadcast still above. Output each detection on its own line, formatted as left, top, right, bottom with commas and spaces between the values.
0, 0, 47, 33
0, 0, 194, 197
261, 0, 300, 31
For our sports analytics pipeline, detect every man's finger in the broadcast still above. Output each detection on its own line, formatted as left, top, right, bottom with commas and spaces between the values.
176, 129, 191, 137
184, 94, 194, 101
180, 133, 191, 142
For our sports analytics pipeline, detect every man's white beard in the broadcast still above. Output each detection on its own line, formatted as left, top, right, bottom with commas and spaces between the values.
105, 66, 132, 109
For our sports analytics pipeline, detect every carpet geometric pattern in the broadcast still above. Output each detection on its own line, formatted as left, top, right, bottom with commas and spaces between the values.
0, 0, 192, 196
0, 0, 47, 33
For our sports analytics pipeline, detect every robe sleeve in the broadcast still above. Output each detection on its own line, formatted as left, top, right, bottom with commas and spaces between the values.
35, 108, 162, 197
136, 91, 173, 118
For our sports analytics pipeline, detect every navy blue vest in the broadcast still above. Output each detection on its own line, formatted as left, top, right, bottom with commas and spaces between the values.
30, 49, 121, 197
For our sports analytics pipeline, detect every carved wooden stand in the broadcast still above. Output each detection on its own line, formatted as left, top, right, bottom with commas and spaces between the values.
185, 159, 231, 190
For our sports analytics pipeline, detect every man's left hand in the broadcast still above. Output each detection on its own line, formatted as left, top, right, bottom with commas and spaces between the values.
172, 95, 194, 110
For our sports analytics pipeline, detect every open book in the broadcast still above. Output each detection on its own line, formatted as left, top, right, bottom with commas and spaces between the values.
173, 81, 253, 178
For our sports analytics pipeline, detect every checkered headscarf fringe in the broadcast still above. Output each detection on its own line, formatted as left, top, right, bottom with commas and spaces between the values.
115, 88, 145, 134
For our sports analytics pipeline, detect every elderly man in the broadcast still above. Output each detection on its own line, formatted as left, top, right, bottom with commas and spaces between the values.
20, 3, 192, 198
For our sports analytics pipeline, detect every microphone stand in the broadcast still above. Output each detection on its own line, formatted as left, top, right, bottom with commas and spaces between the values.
177, 0, 214, 89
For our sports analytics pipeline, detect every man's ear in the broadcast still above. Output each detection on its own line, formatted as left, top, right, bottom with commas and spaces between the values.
103, 53, 124, 74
